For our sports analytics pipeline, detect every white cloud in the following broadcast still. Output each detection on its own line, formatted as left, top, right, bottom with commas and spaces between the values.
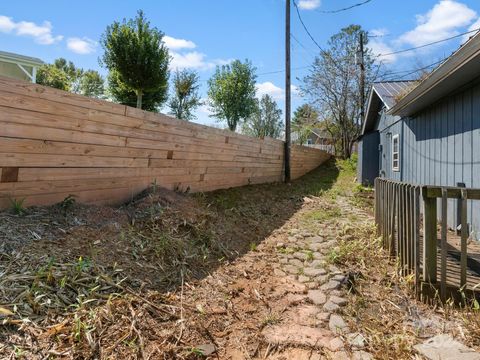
0, 16, 15, 32
398, 0, 477, 47
463, 17, 480, 42
0, 15, 62, 44
256, 81, 299, 101
163, 35, 196, 50
298, 0, 321, 10
368, 29, 397, 63
170, 51, 231, 71
67, 37, 97, 54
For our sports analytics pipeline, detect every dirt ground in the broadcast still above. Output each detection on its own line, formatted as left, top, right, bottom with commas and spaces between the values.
1, 159, 479, 359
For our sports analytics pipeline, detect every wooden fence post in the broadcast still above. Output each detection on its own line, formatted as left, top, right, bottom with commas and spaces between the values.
414, 186, 421, 297
422, 187, 437, 284
460, 189, 468, 289
440, 188, 448, 302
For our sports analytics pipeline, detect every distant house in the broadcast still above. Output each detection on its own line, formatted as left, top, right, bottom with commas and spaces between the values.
358, 31, 480, 238
292, 126, 335, 154
0, 51, 43, 83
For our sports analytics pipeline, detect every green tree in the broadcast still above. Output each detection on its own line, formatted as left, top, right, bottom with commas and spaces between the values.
53, 58, 83, 93
292, 104, 319, 145
207, 59, 257, 131
101, 10, 170, 109
80, 70, 105, 98
36, 64, 71, 91
243, 94, 283, 139
107, 70, 165, 112
168, 69, 202, 120
301, 25, 379, 158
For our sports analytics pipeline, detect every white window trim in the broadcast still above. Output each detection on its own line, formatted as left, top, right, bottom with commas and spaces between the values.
392, 134, 400, 172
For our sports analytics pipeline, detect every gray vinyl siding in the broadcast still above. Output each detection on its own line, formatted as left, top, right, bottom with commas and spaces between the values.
389, 80, 480, 238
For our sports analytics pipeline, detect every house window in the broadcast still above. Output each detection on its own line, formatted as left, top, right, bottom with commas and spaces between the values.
392, 134, 400, 172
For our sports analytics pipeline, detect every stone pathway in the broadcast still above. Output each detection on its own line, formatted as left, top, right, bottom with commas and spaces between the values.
258, 214, 373, 359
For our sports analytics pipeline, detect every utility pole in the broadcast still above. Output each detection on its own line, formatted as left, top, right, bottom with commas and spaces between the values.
359, 31, 366, 128
285, 0, 291, 183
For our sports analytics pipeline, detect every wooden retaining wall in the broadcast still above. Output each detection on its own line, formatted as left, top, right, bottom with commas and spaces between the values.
0, 76, 330, 208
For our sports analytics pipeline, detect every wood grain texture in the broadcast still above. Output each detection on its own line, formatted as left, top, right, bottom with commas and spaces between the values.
0, 76, 330, 208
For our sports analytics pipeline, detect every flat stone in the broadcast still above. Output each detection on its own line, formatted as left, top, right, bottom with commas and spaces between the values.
286, 305, 321, 326
329, 337, 345, 351
329, 314, 349, 334
414, 334, 480, 360
298, 275, 311, 283
321, 280, 341, 291
352, 351, 374, 360
273, 278, 307, 297
262, 324, 338, 350
268, 349, 323, 360
310, 259, 326, 268
293, 252, 308, 261
281, 293, 308, 306
332, 274, 346, 282
347, 333, 366, 349
308, 235, 324, 243
197, 343, 216, 356
289, 258, 304, 267
307, 290, 327, 305
274, 268, 286, 276
315, 312, 331, 322
284, 265, 300, 275
323, 301, 340, 312
312, 252, 323, 259
303, 267, 327, 277
329, 295, 348, 306
279, 257, 289, 264
328, 265, 340, 273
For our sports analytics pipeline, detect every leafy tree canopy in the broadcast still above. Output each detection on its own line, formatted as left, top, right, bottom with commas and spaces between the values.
207, 59, 257, 131
107, 70, 165, 112
36, 64, 71, 91
101, 10, 170, 109
243, 94, 283, 139
80, 70, 105, 98
292, 104, 319, 145
168, 69, 202, 120
301, 24, 379, 158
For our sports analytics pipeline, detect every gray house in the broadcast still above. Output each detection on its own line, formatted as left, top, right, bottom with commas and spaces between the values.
358, 31, 480, 238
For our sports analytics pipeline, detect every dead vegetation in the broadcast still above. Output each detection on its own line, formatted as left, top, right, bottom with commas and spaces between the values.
328, 212, 480, 359
0, 161, 341, 359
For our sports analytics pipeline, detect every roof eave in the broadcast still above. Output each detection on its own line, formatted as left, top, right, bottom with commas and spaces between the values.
0, 51, 44, 67
388, 32, 480, 117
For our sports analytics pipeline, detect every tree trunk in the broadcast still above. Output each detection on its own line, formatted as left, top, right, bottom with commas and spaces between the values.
136, 89, 143, 109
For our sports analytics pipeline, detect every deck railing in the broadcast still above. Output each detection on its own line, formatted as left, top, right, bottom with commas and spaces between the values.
374, 178, 479, 302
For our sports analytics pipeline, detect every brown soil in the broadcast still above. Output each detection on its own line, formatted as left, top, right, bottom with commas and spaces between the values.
1, 159, 479, 359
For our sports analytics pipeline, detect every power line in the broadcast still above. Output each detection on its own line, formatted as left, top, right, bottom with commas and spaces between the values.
378, 58, 447, 82
292, 0, 326, 53
375, 27, 480, 59
314, 0, 373, 14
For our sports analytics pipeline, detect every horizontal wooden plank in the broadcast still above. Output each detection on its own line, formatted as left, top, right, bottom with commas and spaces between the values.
0, 153, 149, 168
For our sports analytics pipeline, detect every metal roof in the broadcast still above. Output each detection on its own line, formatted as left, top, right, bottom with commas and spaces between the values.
361, 81, 417, 135
372, 81, 415, 109
0, 50, 44, 66
389, 31, 480, 117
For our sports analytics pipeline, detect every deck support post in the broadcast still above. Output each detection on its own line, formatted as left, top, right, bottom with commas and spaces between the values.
422, 187, 437, 284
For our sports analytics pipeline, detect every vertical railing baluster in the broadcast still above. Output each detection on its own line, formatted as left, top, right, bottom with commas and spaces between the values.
441, 188, 448, 303
414, 186, 421, 297
423, 187, 437, 284
460, 189, 468, 289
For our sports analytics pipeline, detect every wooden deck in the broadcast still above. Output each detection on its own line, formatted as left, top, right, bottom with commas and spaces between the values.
419, 230, 480, 292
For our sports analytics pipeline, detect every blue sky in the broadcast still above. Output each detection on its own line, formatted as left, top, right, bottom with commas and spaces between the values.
1, 0, 480, 127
